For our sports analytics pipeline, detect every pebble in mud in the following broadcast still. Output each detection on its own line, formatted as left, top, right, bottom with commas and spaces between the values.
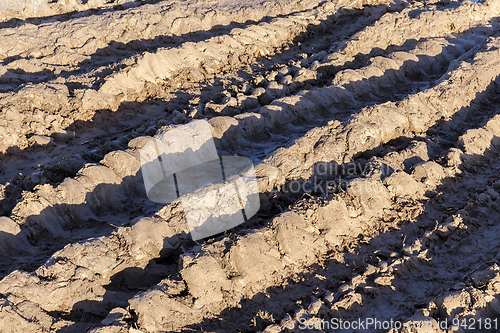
306, 297, 324, 315
239, 83, 252, 94
237, 94, 260, 110
251, 87, 265, 96
251, 87, 275, 104
281, 74, 293, 85
309, 60, 320, 71
251, 74, 267, 87
266, 81, 289, 98
411, 161, 445, 184
277, 66, 291, 77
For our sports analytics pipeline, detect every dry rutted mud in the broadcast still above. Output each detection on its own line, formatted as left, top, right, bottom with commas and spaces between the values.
1, 0, 500, 332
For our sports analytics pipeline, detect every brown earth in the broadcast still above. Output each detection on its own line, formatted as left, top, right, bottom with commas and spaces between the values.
1, 0, 500, 332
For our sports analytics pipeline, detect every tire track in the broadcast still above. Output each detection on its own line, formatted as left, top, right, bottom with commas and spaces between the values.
0, 0, 398, 213
1, 1, 500, 332
1, 0, 492, 187
260, 108, 500, 333
0, 0, 401, 155
0, 2, 491, 264
0, 14, 499, 332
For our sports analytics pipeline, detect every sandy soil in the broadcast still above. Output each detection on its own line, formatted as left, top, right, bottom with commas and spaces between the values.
1, 0, 500, 332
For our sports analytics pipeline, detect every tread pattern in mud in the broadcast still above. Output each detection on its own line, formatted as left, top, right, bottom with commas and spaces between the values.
1, 0, 500, 332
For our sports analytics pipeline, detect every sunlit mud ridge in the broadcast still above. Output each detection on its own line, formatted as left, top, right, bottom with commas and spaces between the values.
0, 0, 405, 154
1, 0, 500, 332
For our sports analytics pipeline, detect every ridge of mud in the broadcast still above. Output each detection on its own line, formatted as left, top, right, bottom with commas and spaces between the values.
0, 3, 494, 273
3, 0, 496, 156
2, 0, 500, 332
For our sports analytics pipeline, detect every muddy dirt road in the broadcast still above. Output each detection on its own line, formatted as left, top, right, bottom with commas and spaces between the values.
1, 0, 500, 332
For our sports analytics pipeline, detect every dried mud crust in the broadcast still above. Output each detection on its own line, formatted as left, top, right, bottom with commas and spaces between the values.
1, 0, 496, 192
0, 0, 405, 156
94, 36, 500, 332
1, 0, 500, 332
1, 0, 496, 270
1, 0, 496, 156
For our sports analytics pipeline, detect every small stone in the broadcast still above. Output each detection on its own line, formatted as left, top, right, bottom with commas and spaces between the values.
278, 66, 290, 77
30, 135, 54, 147
257, 88, 275, 105
306, 297, 323, 315
239, 83, 252, 94
281, 75, 293, 85
411, 161, 445, 184
310, 60, 320, 71
251, 87, 266, 96
324, 290, 335, 304
266, 81, 288, 98
251, 75, 266, 87
237, 95, 260, 110
309, 50, 327, 62
101, 307, 130, 326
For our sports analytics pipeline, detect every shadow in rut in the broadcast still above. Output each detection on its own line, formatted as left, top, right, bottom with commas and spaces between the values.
1, 7, 498, 332
181, 75, 500, 333
0, 0, 170, 30
0, 2, 394, 186
51, 58, 500, 333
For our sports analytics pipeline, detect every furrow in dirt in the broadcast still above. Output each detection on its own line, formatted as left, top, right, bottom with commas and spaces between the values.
2, 0, 496, 158
0, 11, 491, 269
0, 0, 402, 155
1, 22, 500, 333
0, 0, 146, 23
0, 0, 372, 96
0, 128, 418, 332
259, 107, 500, 333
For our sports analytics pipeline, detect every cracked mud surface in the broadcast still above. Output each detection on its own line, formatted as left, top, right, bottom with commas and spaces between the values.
1, 0, 500, 332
